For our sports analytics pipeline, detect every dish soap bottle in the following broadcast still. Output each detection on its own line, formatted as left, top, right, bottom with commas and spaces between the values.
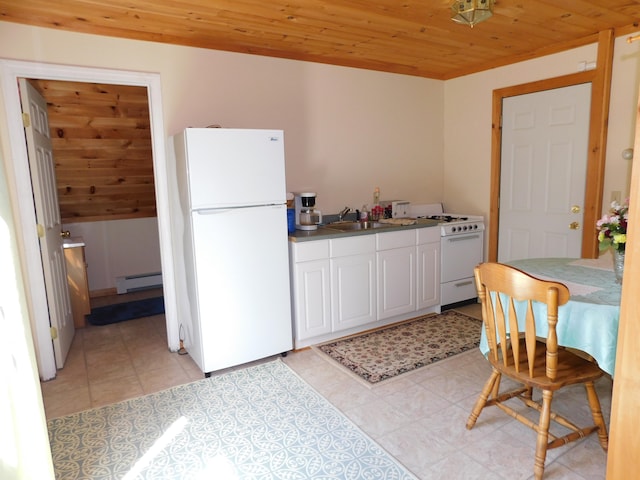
360, 205, 369, 222
373, 187, 380, 206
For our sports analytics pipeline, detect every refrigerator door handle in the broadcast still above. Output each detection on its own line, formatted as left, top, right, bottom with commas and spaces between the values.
195, 209, 232, 216
195, 205, 284, 215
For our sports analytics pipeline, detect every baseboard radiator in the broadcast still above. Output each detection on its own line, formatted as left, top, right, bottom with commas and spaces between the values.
116, 272, 163, 294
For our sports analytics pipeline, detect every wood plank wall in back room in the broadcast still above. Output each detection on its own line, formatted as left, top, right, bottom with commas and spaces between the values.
30, 79, 157, 223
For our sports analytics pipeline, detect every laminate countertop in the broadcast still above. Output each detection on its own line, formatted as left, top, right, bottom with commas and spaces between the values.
288, 218, 440, 242
62, 237, 86, 248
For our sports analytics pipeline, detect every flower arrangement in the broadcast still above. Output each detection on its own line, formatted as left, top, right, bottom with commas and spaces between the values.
596, 200, 629, 252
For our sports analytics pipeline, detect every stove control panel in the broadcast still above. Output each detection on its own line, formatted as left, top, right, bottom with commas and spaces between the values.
441, 222, 485, 236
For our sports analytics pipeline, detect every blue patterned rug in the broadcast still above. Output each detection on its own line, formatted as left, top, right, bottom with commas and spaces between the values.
47, 360, 416, 479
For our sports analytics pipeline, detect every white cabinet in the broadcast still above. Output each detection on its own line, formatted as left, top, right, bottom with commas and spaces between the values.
330, 235, 376, 331
416, 227, 441, 310
289, 240, 331, 342
376, 230, 416, 320
63, 243, 91, 328
289, 225, 441, 348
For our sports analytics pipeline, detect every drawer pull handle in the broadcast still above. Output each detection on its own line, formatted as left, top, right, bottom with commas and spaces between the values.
447, 234, 481, 243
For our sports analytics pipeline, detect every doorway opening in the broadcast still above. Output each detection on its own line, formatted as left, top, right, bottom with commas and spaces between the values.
497, 83, 592, 261
488, 72, 608, 262
22, 77, 163, 370
0, 59, 178, 381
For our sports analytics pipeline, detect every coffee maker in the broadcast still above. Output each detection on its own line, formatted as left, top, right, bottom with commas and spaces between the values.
294, 192, 323, 231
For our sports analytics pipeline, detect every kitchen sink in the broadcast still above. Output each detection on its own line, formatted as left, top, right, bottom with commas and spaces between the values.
325, 221, 392, 231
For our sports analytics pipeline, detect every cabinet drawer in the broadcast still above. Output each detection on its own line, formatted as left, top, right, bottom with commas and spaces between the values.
330, 235, 376, 257
417, 226, 441, 245
376, 229, 415, 250
441, 278, 477, 306
291, 240, 329, 262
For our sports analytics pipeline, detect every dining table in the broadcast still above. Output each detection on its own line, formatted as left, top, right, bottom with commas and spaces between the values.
478, 256, 621, 377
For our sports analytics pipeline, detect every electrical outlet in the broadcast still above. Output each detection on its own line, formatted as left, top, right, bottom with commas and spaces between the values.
611, 191, 621, 203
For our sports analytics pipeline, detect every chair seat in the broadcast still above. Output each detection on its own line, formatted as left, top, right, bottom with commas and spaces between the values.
490, 339, 604, 391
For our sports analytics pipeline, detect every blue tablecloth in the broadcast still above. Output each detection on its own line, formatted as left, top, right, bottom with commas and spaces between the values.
478, 257, 621, 376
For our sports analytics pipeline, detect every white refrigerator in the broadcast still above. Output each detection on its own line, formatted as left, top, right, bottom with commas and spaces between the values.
173, 128, 293, 375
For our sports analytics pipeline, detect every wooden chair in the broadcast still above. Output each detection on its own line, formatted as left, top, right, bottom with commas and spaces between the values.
467, 262, 608, 480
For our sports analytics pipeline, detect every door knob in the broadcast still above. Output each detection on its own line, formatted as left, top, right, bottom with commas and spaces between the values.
571, 205, 581, 214
569, 222, 580, 230
60, 230, 71, 238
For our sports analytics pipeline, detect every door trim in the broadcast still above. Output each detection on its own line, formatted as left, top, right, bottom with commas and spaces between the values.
488, 30, 615, 262
0, 59, 178, 380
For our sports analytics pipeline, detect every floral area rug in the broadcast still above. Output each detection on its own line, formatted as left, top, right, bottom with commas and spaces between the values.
316, 311, 483, 385
47, 360, 417, 480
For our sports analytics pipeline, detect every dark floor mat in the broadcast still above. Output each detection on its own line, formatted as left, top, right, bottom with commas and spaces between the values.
86, 297, 164, 326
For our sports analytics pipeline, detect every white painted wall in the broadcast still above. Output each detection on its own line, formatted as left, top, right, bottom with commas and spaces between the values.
443, 34, 640, 217
0, 22, 443, 216
1, 22, 638, 299
7, 24, 636, 293
0, 141, 54, 478
0, 22, 444, 295
63, 218, 161, 292
2, 23, 637, 245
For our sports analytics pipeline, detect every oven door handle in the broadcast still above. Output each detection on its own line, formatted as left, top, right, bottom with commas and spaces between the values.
444, 233, 482, 242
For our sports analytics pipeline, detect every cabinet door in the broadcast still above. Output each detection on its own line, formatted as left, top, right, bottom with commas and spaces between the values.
331, 253, 376, 331
64, 246, 91, 329
417, 242, 440, 309
377, 246, 415, 320
292, 259, 331, 342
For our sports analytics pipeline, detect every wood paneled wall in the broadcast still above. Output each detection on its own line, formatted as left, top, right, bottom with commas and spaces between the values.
30, 79, 156, 223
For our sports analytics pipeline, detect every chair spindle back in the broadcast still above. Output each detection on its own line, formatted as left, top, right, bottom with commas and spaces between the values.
474, 263, 570, 381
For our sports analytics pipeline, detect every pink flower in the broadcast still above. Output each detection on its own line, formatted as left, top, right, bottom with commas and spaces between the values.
596, 200, 629, 252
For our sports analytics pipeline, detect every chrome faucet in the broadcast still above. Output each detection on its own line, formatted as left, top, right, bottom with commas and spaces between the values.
338, 206, 351, 221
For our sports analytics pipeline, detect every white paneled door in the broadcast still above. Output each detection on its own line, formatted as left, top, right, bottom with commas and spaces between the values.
19, 78, 74, 369
498, 83, 591, 262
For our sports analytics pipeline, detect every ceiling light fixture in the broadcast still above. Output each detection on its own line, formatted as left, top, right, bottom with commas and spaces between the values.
451, 0, 495, 27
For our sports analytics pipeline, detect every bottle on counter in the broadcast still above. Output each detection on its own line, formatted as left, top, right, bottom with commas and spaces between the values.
371, 204, 384, 221
360, 205, 369, 222
373, 187, 380, 206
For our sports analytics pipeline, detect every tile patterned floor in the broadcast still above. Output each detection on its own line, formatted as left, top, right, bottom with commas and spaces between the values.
40, 289, 204, 415
40, 301, 611, 479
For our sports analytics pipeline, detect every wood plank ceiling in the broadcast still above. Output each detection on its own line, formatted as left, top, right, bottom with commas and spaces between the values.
1, 1, 639, 79
30, 80, 156, 223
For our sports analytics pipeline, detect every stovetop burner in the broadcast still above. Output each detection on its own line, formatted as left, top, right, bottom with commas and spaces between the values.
418, 213, 485, 236
422, 215, 469, 223
411, 204, 484, 235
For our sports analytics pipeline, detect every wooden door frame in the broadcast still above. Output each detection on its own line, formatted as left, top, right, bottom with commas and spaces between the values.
488, 30, 615, 262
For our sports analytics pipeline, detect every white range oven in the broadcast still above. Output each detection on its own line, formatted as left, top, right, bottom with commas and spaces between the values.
411, 204, 485, 309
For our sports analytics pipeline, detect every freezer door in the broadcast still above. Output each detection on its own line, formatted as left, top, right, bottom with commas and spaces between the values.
180, 128, 286, 208
190, 204, 293, 372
